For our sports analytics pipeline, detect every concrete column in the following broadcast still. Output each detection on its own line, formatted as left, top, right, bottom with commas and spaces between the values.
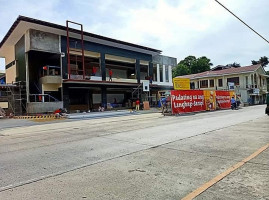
63, 84, 70, 111
149, 62, 153, 80
61, 36, 68, 79
162, 65, 166, 83
42, 86, 45, 103
25, 52, 30, 103
100, 53, 106, 81
157, 64, 160, 83
60, 53, 63, 101
101, 87, 107, 108
223, 76, 227, 90
136, 59, 140, 84
86, 89, 90, 111
168, 65, 172, 84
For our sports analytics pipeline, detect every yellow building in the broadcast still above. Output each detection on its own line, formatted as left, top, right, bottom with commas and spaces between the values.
177, 64, 269, 105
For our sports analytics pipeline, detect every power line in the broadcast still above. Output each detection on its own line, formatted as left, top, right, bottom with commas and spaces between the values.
215, 0, 269, 44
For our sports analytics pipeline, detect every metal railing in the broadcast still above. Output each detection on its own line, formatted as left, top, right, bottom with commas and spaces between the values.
132, 83, 143, 99
246, 84, 267, 90
42, 65, 61, 76
245, 84, 257, 89
29, 94, 59, 103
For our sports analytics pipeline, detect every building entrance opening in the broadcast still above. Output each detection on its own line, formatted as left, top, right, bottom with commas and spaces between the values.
28, 51, 62, 102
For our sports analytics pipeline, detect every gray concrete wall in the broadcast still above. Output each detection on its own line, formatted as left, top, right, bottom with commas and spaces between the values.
152, 55, 177, 66
39, 76, 62, 84
29, 29, 60, 53
27, 102, 63, 114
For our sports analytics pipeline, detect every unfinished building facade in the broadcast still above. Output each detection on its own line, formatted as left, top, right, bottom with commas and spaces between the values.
0, 16, 177, 114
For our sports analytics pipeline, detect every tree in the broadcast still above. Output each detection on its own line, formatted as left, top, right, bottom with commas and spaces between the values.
172, 64, 190, 78
179, 55, 196, 68
251, 56, 269, 67
226, 62, 241, 68
172, 55, 213, 77
190, 56, 212, 74
251, 60, 259, 65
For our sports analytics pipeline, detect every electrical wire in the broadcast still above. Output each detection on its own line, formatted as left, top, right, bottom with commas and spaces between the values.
215, 0, 269, 44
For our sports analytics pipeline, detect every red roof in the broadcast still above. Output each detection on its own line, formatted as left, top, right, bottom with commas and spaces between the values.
177, 64, 262, 79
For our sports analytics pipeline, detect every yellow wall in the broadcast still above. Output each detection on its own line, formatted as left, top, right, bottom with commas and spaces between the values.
70, 48, 100, 58
6, 65, 17, 84
105, 54, 136, 63
42, 84, 61, 92
4, 46, 16, 84
0, 102, 9, 109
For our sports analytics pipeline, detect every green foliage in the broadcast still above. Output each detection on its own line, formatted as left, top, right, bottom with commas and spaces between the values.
179, 56, 196, 68
251, 60, 259, 65
191, 57, 212, 74
251, 56, 269, 67
226, 62, 241, 68
172, 64, 190, 78
173, 55, 213, 77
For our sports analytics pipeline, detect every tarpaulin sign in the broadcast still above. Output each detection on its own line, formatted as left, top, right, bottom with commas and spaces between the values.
204, 90, 216, 111
171, 90, 206, 114
215, 91, 231, 109
173, 78, 190, 90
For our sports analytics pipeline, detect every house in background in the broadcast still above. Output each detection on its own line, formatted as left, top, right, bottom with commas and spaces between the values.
0, 70, 25, 115
178, 64, 268, 105
0, 16, 176, 114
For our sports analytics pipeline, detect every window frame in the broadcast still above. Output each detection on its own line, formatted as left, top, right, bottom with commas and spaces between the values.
200, 80, 208, 88
209, 79, 214, 88
218, 79, 223, 87
227, 77, 240, 86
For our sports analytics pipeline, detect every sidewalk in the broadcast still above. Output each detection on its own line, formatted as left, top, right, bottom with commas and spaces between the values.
0, 108, 162, 131
68, 108, 161, 120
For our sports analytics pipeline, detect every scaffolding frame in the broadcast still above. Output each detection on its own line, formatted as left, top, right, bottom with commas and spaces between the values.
0, 82, 27, 116
66, 20, 85, 79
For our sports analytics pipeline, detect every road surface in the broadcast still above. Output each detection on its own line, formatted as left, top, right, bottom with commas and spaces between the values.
0, 105, 268, 199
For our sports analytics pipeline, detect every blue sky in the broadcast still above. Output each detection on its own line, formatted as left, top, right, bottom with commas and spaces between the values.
0, 0, 268, 71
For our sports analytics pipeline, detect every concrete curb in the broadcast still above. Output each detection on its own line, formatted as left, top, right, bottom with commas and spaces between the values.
13, 115, 59, 120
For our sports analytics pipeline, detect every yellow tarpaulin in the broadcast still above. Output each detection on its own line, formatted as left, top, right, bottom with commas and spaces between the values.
230, 91, 236, 98
173, 78, 190, 90
204, 90, 216, 111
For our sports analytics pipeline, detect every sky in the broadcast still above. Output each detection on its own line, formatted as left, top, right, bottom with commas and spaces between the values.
0, 0, 268, 71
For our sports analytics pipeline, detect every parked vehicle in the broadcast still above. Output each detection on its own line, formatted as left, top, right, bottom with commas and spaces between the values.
265, 93, 269, 116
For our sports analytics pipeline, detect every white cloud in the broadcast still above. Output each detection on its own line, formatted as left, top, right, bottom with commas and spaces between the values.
0, 0, 268, 71
100, 0, 269, 67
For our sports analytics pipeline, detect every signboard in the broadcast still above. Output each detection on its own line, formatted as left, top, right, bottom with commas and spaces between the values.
142, 80, 150, 92
171, 90, 206, 114
215, 91, 231, 109
228, 82, 235, 90
230, 91, 235, 99
204, 90, 216, 111
173, 78, 190, 90
171, 90, 235, 114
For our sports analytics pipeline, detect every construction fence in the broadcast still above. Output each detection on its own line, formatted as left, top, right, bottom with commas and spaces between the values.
171, 90, 235, 114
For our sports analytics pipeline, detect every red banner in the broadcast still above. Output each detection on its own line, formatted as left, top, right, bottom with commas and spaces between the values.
171, 90, 206, 114
215, 91, 231, 109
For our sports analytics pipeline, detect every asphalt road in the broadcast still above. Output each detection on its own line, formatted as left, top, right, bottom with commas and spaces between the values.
0, 105, 268, 199
0, 110, 140, 130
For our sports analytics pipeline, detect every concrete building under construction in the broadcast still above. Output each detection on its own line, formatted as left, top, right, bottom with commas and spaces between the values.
0, 16, 176, 114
